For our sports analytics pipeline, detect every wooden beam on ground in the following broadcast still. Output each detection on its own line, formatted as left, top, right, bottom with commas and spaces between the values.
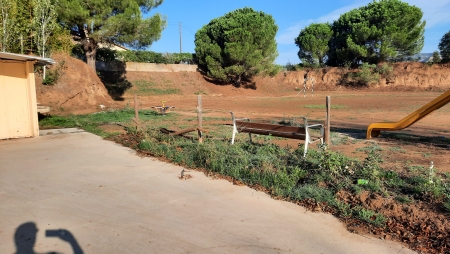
170, 127, 207, 136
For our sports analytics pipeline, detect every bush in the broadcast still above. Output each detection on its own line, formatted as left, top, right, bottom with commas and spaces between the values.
350, 62, 380, 86
376, 63, 394, 79
42, 68, 59, 85
116, 51, 196, 64
41, 60, 66, 85
432, 51, 442, 63
284, 61, 298, 71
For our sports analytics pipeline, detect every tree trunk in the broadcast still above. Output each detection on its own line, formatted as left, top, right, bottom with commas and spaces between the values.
83, 37, 98, 70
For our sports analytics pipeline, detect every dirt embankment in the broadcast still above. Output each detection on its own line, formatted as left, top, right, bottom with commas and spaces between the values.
283, 62, 450, 91
36, 55, 450, 115
36, 54, 116, 114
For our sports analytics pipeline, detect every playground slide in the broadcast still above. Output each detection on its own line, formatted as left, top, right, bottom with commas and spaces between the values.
366, 89, 450, 139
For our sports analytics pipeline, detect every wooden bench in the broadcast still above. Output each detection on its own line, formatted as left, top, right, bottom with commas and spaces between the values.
230, 112, 324, 157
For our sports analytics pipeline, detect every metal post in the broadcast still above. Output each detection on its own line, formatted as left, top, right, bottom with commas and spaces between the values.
179, 22, 182, 54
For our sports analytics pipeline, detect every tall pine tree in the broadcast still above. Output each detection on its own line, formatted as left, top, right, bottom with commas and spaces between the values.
327, 0, 425, 67
57, 0, 166, 69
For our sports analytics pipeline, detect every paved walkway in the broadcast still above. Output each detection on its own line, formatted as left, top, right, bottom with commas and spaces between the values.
0, 130, 415, 253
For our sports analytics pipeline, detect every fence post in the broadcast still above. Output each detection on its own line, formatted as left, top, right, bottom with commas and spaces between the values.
134, 94, 139, 120
325, 96, 331, 145
197, 95, 203, 143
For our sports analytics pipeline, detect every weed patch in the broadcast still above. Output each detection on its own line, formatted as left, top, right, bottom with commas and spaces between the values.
133, 80, 181, 95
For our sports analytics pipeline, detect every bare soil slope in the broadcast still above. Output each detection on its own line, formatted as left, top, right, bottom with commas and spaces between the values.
36, 54, 116, 114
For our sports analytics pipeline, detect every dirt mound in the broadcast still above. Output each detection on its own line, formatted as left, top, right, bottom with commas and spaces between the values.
36, 54, 115, 114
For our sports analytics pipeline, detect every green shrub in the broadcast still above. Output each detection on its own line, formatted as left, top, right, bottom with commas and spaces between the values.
42, 68, 59, 85
376, 63, 394, 79
356, 208, 386, 227
116, 51, 196, 64
350, 62, 380, 86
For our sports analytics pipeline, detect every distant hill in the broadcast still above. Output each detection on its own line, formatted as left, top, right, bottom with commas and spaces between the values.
412, 53, 433, 62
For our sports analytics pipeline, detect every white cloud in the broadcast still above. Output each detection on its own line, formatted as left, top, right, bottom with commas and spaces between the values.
276, 3, 365, 45
406, 0, 450, 28
276, 0, 450, 45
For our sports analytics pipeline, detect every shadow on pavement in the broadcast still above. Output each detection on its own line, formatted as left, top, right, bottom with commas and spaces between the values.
14, 222, 83, 254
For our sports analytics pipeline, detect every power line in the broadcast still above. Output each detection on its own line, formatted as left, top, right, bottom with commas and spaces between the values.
166, 22, 196, 35
181, 24, 197, 36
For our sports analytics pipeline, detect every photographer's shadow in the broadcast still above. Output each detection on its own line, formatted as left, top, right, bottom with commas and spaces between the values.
14, 222, 83, 254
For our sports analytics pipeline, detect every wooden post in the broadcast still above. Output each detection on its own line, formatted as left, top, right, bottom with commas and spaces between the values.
197, 95, 203, 143
132, 94, 141, 130
325, 96, 331, 145
134, 94, 139, 120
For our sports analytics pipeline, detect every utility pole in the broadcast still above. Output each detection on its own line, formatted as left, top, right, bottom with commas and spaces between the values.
179, 22, 182, 53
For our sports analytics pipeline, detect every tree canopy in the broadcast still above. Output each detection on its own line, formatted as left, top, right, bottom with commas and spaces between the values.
33, 0, 58, 58
439, 31, 450, 63
1, 0, 59, 55
194, 7, 279, 85
294, 23, 332, 67
0, 0, 18, 52
57, 0, 166, 68
327, 0, 425, 67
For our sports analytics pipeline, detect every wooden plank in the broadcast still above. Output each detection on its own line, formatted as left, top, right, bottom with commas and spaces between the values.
237, 127, 307, 140
170, 127, 207, 136
235, 121, 307, 135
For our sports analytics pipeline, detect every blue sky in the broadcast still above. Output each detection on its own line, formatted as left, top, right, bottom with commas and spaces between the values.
147, 0, 450, 64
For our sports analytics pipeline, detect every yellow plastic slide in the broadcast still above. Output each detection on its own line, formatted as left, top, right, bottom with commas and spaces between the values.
366, 89, 450, 139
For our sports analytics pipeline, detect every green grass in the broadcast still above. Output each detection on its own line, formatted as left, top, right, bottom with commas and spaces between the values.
133, 80, 181, 95
389, 146, 406, 153
39, 108, 170, 137
304, 104, 347, 109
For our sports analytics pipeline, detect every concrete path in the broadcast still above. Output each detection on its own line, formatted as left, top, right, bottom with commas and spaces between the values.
0, 131, 415, 254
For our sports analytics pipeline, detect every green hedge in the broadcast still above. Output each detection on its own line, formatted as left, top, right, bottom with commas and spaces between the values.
95, 48, 197, 64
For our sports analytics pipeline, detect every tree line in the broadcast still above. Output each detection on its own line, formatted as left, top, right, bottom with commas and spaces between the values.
0, 0, 166, 69
295, 0, 450, 68
1, 0, 450, 84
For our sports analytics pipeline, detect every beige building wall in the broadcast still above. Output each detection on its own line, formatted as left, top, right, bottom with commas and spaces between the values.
95, 61, 198, 72
0, 61, 39, 139
125, 62, 197, 72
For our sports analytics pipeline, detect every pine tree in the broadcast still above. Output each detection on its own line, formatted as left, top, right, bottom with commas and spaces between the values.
327, 0, 425, 67
194, 8, 279, 85
57, 0, 166, 69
